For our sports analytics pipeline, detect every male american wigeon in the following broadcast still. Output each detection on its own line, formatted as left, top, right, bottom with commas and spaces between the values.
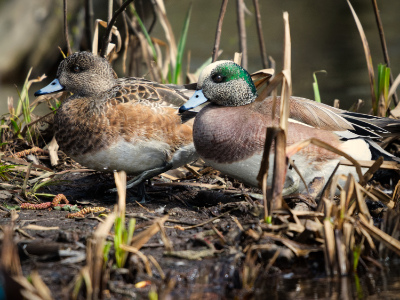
35, 51, 198, 194
179, 60, 400, 194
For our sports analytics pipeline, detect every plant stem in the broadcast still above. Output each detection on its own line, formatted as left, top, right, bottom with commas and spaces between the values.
371, 0, 398, 106
236, 0, 247, 69
85, 0, 94, 49
252, 0, 268, 69
101, 0, 136, 57
63, 0, 72, 55
212, 0, 229, 62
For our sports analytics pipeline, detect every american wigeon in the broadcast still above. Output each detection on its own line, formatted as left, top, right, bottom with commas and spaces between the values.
179, 60, 400, 194
35, 51, 198, 193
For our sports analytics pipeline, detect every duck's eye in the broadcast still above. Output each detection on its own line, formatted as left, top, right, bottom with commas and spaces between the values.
212, 74, 224, 83
72, 65, 81, 73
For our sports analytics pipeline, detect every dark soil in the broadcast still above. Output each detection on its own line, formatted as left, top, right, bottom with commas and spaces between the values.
0, 168, 281, 299
1, 155, 400, 299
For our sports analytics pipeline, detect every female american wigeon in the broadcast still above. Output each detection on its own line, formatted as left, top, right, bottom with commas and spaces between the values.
35, 51, 198, 189
179, 60, 399, 194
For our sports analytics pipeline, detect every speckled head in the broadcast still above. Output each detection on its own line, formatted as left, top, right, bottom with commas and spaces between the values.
198, 60, 257, 107
56, 51, 117, 97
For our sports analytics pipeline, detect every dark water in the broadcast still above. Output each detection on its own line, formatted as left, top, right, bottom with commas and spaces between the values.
2, 0, 400, 115
157, 0, 400, 113
262, 268, 400, 299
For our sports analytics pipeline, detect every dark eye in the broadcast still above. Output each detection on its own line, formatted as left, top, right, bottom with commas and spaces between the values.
72, 65, 81, 73
212, 74, 224, 83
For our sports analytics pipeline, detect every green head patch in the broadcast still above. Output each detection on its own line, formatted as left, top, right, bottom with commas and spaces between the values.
211, 62, 257, 96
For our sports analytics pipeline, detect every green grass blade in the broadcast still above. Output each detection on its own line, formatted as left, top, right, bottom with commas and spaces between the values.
22, 87, 31, 124
173, 3, 192, 84
10, 119, 20, 134
132, 9, 157, 62
15, 68, 33, 117
384, 67, 390, 106
312, 70, 327, 103
103, 241, 112, 264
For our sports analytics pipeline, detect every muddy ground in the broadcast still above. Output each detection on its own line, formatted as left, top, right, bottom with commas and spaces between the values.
1, 158, 399, 299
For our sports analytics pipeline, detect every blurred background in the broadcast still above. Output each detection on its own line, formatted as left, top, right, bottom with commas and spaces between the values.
1, 0, 400, 114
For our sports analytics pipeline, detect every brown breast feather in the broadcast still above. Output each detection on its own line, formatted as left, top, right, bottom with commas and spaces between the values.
55, 96, 193, 157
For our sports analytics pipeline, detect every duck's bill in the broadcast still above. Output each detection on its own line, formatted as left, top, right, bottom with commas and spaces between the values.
34, 79, 65, 96
179, 90, 208, 113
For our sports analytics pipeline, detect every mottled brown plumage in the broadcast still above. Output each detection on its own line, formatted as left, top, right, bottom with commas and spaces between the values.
35, 51, 197, 178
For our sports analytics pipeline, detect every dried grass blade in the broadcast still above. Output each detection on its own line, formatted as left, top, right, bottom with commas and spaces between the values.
339, 159, 399, 170
256, 127, 277, 219
322, 199, 335, 276
359, 214, 400, 256
131, 215, 169, 250
234, 52, 242, 65
270, 129, 286, 210
114, 170, 126, 216
48, 136, 59, 166
280, 12, 291, 133
255, 72, 284, 103
388, 73, 400, 105
353, 178, 370, 218
92, 19, 102, 54
362, 157, 383, 182
286, 138, 364, 185
119, 244, 152, 276
30, 270, 53, 300
154, 0, 177, 69
346, 0, 376, 112
334, 229, 348, 275
358, 226, 377, 253
8, 96, 14, 115
392, 180, 400, 203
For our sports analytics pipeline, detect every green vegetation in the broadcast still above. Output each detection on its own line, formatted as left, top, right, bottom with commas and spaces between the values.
114, 216, 136, 268
374, 63, 391, 115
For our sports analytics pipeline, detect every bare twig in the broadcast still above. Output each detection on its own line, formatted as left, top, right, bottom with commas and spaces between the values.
107, 0, 112, 23
63, 0, 72, 55
212, 0, 229, 62
371, 0, 398, 106
252, 0, 268, 68
236, 0, 247, 69
85, 0, 94, 49
101, 0, 135, 57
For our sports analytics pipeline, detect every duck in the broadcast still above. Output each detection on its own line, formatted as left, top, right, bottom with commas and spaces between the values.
35, 51, 198, 196
179, 60, 400, 195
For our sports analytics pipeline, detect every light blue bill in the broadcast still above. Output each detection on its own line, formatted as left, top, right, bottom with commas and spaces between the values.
179, 90, 208, 113
34, 79, 65, 96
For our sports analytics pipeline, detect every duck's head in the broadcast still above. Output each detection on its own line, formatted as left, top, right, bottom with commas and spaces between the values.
35, 51, 117, 97
179, 60, 257, 113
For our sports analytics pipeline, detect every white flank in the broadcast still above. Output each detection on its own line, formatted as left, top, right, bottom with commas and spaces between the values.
71, 139, 171, 175
338, 138, 372, 160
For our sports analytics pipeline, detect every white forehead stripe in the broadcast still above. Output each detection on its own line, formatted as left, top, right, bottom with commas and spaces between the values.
198, 60, 234, 88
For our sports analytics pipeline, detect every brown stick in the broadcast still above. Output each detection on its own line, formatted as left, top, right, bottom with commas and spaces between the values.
252, 0, 268, 68
63, 0, 72, 55
212, 0, 229, 62
107, 0, 113, 23
85, 0, 94, 50
236, 0, 247, 69
100, 0, 135, 57
371, 0, 398, 106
